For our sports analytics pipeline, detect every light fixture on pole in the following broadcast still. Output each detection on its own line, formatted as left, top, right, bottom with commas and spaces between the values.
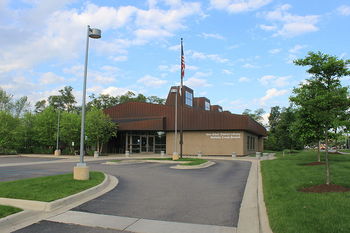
170, 87, 179, 159
74, 25, 101, 181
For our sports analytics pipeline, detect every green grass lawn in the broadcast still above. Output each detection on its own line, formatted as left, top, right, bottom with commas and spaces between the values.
144, 157, 208, 165
0, 171, 105, 202
262, 150, 350, 233
339, 149, 350, 153
0, 205, 22, 219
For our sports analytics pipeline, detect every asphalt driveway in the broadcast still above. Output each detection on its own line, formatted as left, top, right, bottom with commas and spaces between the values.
75, 160, 251, 227
0, 157, 251, 231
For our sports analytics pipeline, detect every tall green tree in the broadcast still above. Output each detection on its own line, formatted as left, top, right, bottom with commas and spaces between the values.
48, 86, 76, 112
35, 100, 47, 113
242, 108, 265, 124
13, 96, 30, 117
33, 107, 57, 153
85, 108, 117, 153
0, 89, 13, 112
0, 111, 20, 153
291, 51, 350, 185
87, 94, 119, 110
60, 112, 81, 154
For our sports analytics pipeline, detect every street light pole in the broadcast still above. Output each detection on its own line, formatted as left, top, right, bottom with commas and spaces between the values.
171, 87, 178, 156
74, 25, 101, 180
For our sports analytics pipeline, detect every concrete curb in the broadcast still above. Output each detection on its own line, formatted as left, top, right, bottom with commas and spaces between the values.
257, 160, 273, 233
0, 173, 118, 233
170, 161, 216, 169
237, 158, 273, 233
103, 160, 148, 165
237, 161, 259, 233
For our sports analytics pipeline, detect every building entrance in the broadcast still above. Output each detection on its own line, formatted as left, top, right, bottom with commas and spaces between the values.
127, 134, 155, 153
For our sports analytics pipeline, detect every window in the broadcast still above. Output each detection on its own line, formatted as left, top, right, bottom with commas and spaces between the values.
185, 91, 193, 107
218, 108, 223, 112
205, 101, 210, 111
247, 136, 256, 150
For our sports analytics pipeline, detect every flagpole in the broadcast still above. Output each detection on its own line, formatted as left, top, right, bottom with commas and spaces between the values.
180, 38, 184, 159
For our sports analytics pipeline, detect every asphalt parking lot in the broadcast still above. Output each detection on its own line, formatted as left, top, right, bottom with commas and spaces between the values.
0, 156, 251, 232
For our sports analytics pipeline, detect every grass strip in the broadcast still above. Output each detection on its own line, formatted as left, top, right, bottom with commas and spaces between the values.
0, 205, 22, 219
143, 157, 208, 166
262, 150, 350, 233
0, 171, 105, 202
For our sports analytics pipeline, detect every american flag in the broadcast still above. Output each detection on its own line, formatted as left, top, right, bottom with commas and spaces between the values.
181, 39, 185, 79
180, 38, 185, 96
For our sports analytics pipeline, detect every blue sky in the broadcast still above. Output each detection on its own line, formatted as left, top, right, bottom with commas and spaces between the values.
1, 0, 350, 123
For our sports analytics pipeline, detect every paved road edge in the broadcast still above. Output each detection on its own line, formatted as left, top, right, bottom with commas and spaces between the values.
0, 173, 118, 233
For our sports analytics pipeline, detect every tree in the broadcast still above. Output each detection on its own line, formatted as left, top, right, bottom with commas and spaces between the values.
87, 94, 119, 110
147, 96, 166, 104
268, 106, 280, 133
48, 86, 76, 112
17, 112, 36, 153
13, 96, 30, 117
291, 51, 350, 185
0, 111, 20, 153
242, 108, 265, 124
35, 100, 47, 113
59, 86, 76, 112
85, 108, 117, 153
33, 107, 57, 153
59, 112, 81, 154
0, 89, 13, 112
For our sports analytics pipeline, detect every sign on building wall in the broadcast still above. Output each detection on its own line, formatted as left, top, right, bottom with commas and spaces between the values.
206, 132, 240, 139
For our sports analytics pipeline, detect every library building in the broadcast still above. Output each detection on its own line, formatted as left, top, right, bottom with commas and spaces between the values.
104, 86, 267, 156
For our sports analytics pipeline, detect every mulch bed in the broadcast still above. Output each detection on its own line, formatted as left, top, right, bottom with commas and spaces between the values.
302, 161, 326, 166
300, 184, 350, 193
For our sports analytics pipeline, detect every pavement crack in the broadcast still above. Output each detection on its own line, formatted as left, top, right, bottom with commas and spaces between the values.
122, 218, 141, 231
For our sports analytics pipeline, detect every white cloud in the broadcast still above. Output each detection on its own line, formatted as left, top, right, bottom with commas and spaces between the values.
184, 77, 211, 88
260, 24, 276, 31
168, 44, 181, 51
243, 63, 258, 68
210, 0, 272, 14
189, 50, 229, 63
289, 44, 306, 53
261, 112, 269, 125
259, 75, 290, 87
259, 88, 288, 105
39, 72, 65, 85
260, 4, 320, 37
0, 1, 203, 75
159, 64, 198, 73
200, 32, 225, 40
269, 48, 281, 54
137, 75, 167, 87
337, 5, 350, 16
111, 55, 128, 62
286, 54, 298, 64
222, 69, 233, 75
239, 77, 250, 82
100, 86, 134, 96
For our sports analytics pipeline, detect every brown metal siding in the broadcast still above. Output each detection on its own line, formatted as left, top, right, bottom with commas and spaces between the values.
104, 102, 267, 136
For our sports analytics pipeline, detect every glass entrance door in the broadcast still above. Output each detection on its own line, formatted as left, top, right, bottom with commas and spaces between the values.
141, 136, 147, 152
126, 133, 157, 153
148, 136, 154, 152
